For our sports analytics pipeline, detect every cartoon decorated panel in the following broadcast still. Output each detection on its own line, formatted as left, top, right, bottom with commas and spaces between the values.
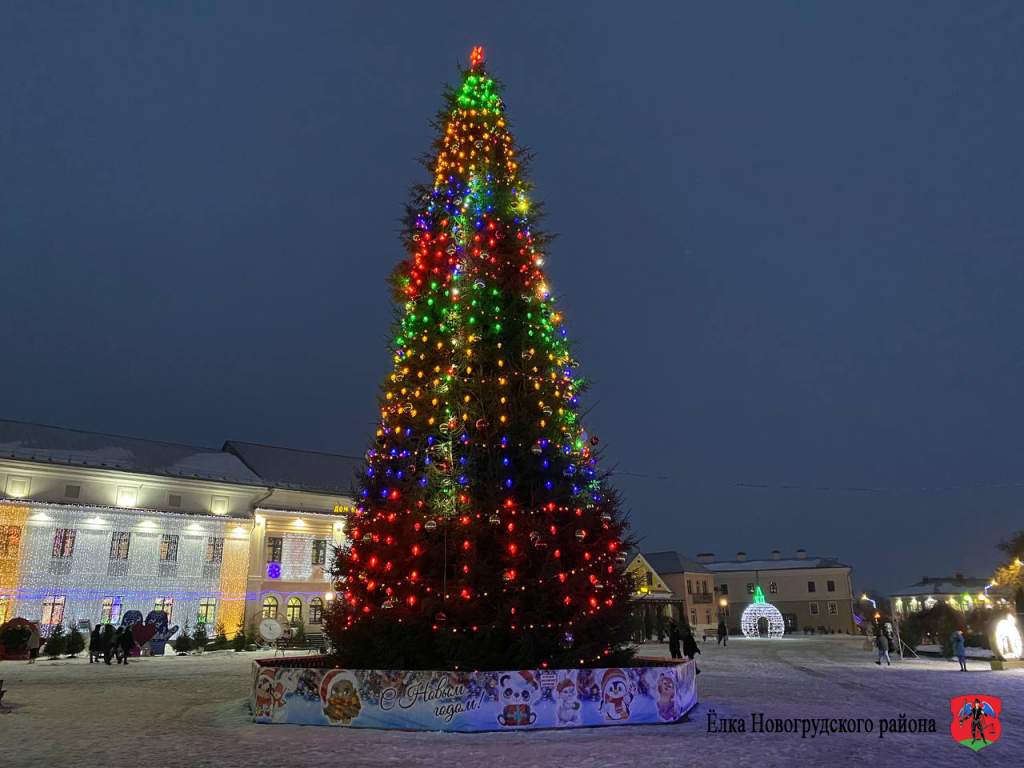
251, 662, 696, 732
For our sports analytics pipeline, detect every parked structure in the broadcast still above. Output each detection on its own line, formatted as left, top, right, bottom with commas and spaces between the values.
0, 418, 360, 639
700, 549, 855, 633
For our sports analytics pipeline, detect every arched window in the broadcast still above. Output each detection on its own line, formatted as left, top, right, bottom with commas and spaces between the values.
286, 597, 302, 624
262, 596, 278, 619
309, 597, 324, 625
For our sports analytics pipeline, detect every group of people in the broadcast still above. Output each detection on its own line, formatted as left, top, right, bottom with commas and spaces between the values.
667, 621, 702, 674
89, 623, 134, 665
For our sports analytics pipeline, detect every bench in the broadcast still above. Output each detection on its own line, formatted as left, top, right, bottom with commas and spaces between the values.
274, 631, 326, 654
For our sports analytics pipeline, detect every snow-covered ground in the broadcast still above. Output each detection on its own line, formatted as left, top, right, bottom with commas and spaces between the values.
2, 636, 1021, 767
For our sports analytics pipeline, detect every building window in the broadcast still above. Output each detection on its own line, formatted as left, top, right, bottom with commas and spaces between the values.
769, 581, 777, 594
827, 601, 838, 616
312, 539, 328, 566
168, 493, 182, 507
153, 597, 174, 620
64, 484, 81, 499
262, 596, 279, 619
286, 597, 302, 624
101, 596, 123, 624
42, 596, 66, 625
719, 583, 728, 595
109, 532, 131, 560
52, 528, 76, 558
746, 583, 754, 594
266, 536, 283, 564
690, 609, 697, 625
645, 571, 653, 587
809, 602, 819, 616
807, 580, 816, 593
198, 598, 217, 626
206, 537, 224, 564
827, 580, 836, 592
686, 579, 693, 594
309, 597, 324, 625
702, 579, 709, 594
705, 610, 712, 624
159, 534, 179, 562
0, 525, 21, 558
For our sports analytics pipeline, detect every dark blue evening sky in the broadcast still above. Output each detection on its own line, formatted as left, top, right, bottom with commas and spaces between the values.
2, 3, 1022, 593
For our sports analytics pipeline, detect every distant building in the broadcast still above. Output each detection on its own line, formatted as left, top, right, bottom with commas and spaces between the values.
700, 549, 855, 633
0, 418, 361, 639
890, 575, 1013, 616
625, 550, 718, 640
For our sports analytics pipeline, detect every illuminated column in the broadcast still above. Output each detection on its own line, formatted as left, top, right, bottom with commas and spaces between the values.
218, 522, 251, 637
0, 503, 29, 621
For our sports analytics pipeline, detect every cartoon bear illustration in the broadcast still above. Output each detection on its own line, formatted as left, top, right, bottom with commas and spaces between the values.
497, 671, 540, 727
254, 668, 285, 719
599, 668, 634, 722
554, 677, 582, 726
655, 673, 680, 721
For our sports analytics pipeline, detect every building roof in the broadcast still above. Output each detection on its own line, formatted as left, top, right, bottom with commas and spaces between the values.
890, 576, 1001, 598
703, 556, 850, 572
223, 441, 362, 495
0, 418, 263, 486
640, 551, 711, 575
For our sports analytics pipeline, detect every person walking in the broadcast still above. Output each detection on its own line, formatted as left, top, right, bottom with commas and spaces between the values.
874, 625, 891, 666
667, 621, 682, 660
101, 623, 116, 665
717, 619, 728, 647
951, 629, 968, 671
89, 625, 103, 664
26, 622, 41, 664
681, 624, 701, 675
117, 626, 134, 664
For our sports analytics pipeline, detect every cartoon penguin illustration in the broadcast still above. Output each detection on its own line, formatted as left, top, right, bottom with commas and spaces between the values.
599, 668, 634, 721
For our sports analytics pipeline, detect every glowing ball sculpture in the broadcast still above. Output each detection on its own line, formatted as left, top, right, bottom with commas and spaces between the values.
992, 614, 1023, 660
741, 586, 785, 638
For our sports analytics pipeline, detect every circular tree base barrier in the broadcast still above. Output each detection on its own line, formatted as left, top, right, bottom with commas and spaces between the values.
252, 657, 697, 731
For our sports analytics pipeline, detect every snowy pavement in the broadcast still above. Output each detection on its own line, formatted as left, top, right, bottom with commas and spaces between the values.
2, 636, 1021, 767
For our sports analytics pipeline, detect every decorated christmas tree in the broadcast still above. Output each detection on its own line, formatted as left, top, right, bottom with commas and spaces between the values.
328, 46, 635, 670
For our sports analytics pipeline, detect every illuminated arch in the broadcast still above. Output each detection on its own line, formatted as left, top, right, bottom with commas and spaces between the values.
740, 586, 785, 638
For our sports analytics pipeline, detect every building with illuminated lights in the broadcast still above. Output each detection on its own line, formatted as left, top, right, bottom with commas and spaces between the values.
700, 550, 855, 633
0, 419, 359, 638
625, 551, 718, 640
889, 574, 1013, 617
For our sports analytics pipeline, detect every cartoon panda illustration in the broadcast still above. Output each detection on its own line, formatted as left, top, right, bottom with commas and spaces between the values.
497, 671, 540, 727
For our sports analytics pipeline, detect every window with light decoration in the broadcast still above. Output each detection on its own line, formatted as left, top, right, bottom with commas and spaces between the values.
52, 528, 76, 558
0, 597, 9, 624
311, 539, 328, 566
286, 596, 302, 624
109, 531, 131, 560
262, 595, 278, 619
266, 536, 283, 564
645, 571, 653, 587
153, 597, 173, 620
827, 601, 838, 615
159, 534, 179, 562
206, 536, 224, 564
309, 597, 324, 624
42, 595, 65, 625
809, 602, 820, 616
198, 597, 216, 625
101, 596, 123, 624
0, 525, 21, 558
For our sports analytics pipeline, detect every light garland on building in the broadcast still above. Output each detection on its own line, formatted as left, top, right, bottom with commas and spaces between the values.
741, 586, 785, 638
